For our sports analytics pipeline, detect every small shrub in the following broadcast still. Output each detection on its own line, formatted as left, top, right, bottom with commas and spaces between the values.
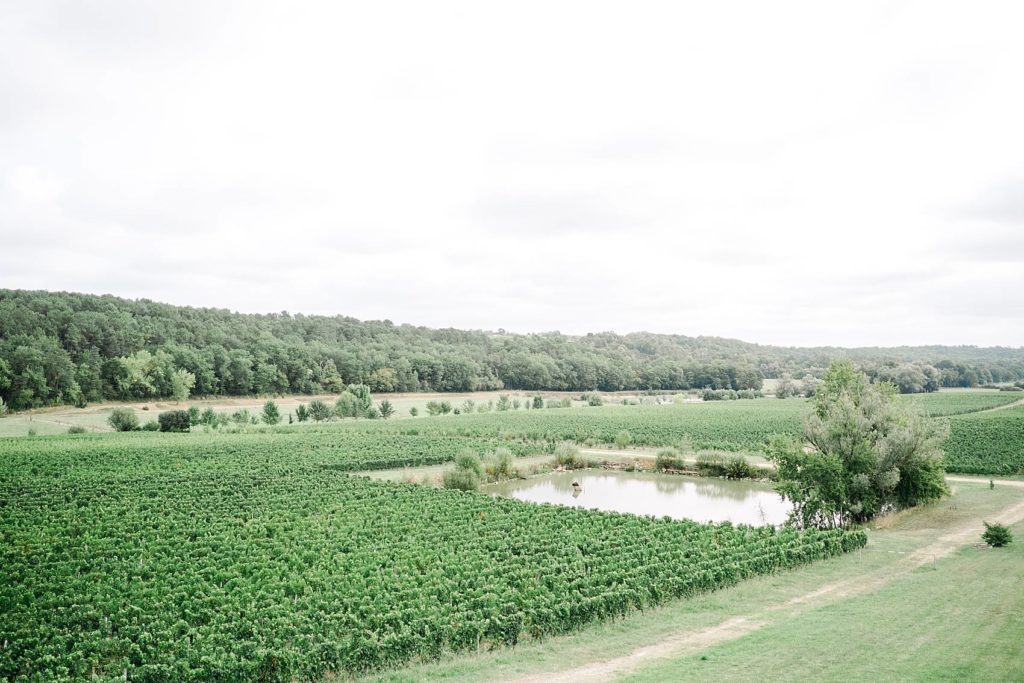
442, 468, 480, 491
67, 426, 87, 434
295, 404, 309, 422
262, 400, 281, 425
108, 407, 139, 432
982, 522, 1013, 547
27, 428, 37, 437
409, 406, 418, 417
614, 430, 632, 449
378, 400, 395, 419
485, 448, 517, 481
553, 443, 587, 469
655, 448, 685, 471
532, 395, 544, 409
142, 420, 160, 431
187, 406, 201, 426
308, 400, 331, 422
158, 410, 191, 433
585, 393, 603, 407
200, 407, 217, 425
724, 455, 753, 479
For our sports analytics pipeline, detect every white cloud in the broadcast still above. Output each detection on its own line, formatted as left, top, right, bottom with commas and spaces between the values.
1, 0, 1022, 347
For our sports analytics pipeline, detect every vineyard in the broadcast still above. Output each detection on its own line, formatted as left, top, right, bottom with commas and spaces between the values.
346, 401, 809, 452
0, 437, 865, 681
898, 390, 1022, 416
943, 405, 1024, 474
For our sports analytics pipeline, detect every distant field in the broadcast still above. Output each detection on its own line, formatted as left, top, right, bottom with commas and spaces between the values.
899, 389, 1022, 416
945, 405, 1024, 475
3, 389, 1022, 473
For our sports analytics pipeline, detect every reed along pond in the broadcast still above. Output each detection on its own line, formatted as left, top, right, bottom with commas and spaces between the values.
486, 470, 791, 526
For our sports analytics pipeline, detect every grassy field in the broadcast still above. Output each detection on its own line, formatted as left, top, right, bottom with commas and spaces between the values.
356, 479, 1024, 683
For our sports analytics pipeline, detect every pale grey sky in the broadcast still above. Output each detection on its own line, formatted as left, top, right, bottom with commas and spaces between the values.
2, 1, 1022, 347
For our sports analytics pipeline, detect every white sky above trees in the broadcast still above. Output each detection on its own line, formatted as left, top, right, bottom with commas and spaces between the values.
1, 1, 1022, 347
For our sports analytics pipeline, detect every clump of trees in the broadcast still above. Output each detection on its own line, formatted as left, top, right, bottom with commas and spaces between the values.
768, 360, 949, 529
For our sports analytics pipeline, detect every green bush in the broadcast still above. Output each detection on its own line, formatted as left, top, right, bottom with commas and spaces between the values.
308, 400, 331, 422
982, 522, 1013, 547
655, 448, 685, 471
67, 426, 87, 434
142, 420, 160, 431
158, 410, 191, 433
107, 407, 139, 432
614, 430, 632, 449
553, 443, 588, 469
262, 400, 281, 425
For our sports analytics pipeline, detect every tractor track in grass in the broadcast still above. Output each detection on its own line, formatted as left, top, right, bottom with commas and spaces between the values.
507, 477, 1024, 683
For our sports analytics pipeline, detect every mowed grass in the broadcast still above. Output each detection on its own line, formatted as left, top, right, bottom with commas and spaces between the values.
355, 481, 1024, 683
621, 523, 1024, 682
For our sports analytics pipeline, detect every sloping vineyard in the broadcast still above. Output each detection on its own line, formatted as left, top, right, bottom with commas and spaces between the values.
0, 440, 864, 680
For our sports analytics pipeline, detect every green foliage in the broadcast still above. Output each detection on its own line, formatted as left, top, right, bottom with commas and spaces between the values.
66, 425, 87, 434
262, 400, 281, 425
532, 394, 544, 409
439, 400, 452, 414
200, 407, 217, 425
308, 400, 331, 422
442, 449, 485, 491
982, 522, 1013, 547
496, 395, 512, 411
334, 391, 361, 418
553, 443, 589, 469
409, 406, 418, 417
585, 393, 604, 406
141, 420, 159, 431
107, 407, 139, 432
655, 448, 685, 471
484, 448, 518, 481
426, 400, 442, 416
769, 361, 949, 529
157, 410, 191, 432
695, 453, 755, 479
614, 430, 632, 449
0, 429, 866, 679
187, 405, 201, 426
943, 406, 1024, 474
295, 403, 309, 422
377, 399, 394, 419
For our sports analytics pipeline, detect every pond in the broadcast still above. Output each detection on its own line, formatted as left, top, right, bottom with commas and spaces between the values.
485, 470, 791, 526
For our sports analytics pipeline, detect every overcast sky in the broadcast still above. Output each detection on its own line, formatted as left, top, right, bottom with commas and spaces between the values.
2, 1, 1022, 347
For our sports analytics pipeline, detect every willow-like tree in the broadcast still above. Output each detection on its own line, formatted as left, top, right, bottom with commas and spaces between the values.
767, 360, 948, 529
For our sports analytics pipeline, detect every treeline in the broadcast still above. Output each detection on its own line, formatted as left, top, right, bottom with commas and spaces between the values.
1, 289, 1022, 410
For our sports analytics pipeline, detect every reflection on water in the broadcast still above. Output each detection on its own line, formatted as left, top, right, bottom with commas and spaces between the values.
486, 470, 790, 526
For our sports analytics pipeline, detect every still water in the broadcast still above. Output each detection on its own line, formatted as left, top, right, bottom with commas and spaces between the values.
486, 470, 791, 526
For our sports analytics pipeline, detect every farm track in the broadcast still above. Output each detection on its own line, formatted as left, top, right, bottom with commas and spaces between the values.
507, 477, 1024, 683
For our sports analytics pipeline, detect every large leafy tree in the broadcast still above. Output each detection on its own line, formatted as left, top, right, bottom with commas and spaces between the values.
768, 360, 949, 529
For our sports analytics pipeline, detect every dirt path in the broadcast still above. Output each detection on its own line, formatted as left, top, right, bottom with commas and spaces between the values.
507, 477, 1024, 683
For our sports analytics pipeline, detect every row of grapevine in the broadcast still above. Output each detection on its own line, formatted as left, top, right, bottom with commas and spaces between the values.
0, 438, 865, 680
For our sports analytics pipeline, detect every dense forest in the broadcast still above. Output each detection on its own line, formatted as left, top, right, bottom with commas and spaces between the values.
1, 289, 1023, 410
